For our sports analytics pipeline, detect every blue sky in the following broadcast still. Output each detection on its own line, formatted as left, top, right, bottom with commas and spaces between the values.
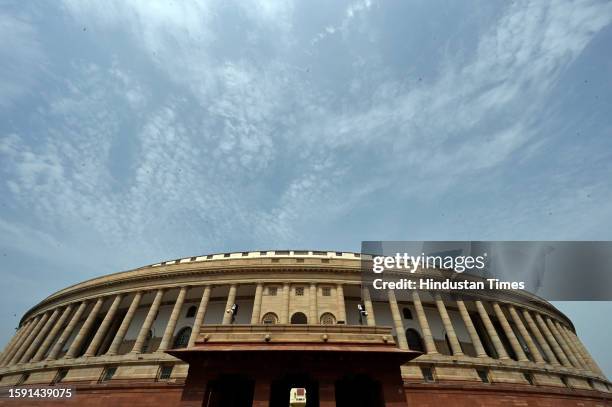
1, 0, 611, 375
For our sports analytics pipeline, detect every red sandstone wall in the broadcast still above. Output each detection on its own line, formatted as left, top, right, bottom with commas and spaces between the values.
404, 383, 612, 407
0, 385, 183, 407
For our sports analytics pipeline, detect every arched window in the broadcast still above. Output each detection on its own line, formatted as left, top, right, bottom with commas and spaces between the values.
172, 327, 192, 349
406, 328, 425, 352
261, 312, 278, 324
320, 312, 336, 325
291, 312, 308, 324
402, 307, 413, 319
186, 306, 197, 318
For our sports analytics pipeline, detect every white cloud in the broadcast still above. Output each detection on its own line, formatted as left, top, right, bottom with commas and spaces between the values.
1, 0, 611, 264
312, 0, 374, 45
0, 14, 45, 108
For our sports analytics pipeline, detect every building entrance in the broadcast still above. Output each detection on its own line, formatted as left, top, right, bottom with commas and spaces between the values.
335, 374, 384, 407
203, 374, 255, 407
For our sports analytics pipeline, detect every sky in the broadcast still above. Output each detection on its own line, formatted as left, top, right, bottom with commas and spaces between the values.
1, 0, 611, 376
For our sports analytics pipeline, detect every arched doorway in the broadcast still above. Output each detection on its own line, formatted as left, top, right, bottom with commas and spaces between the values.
291, 312, 308, 324
203, 374, 254, 407
406, 328, 425, 352
335, 374, 384, 407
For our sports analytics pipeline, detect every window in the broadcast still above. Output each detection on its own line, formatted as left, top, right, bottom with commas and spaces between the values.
402, 307, 413, 319
267, 287, 278, 296
320, 312, 336, 325
291, 312, 308, 324
158, 365, 173, 381
421, 367, 435, 382
262, 312, 278, 324
295, 287, 304, 296
190, 256, 197, 261
260, 251, 268, 255
100, 367, 117, 382
51, 369, 68, 385
523, 373, 534, 385
241, 252, 249, 256
186, 306, 197, 318
16, 373, 29, 386
173, 327, 192, 349
406, 329, 425, 352
322, 287, 331, 296
223, 253, 230, 257
476, 369, 489, 383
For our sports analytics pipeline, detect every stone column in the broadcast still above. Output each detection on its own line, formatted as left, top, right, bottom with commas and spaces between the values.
522, 310, 559, 365
280, 283, 290, 324
435, 294, 463, 356
492, 303, 528, 362
387, 290, 408, 350
32, 305, 74, 362
555, 322, 587, 369
363, 286, 376, 326
131, 289, 164, 354
534, 313, 571, 367
565, 328, 604, 376
251, 283, 263, 324
84, 294, 123, 357
336, 284, 347, 323
546, 317, 580, 368
222, 284, 238, 325
507, 306, 544, 364
456, 300, 487, 358
309, 283, 318, 325
0, 320, 32, 366
475, 300, 509, 360
0, 326, 24, 365
47, 301, 87, 361
12, 314, 49, 365
158, 287, 188, 351
8, 316, 42, 365
412, 291, 437, 354
107, 292, 142, 356
21, 309, 60, 363
65, 298, 104, 359
188, 286, 211, 348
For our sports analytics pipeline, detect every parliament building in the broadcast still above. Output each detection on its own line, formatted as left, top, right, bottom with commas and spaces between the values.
0, 250, 610, 406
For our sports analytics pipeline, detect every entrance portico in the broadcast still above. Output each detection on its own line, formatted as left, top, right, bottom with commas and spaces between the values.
168, 325, 419, 407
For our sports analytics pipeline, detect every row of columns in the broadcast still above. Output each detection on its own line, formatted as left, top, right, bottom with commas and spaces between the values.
382, 289, 602, 377
0, 284, 604, 380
